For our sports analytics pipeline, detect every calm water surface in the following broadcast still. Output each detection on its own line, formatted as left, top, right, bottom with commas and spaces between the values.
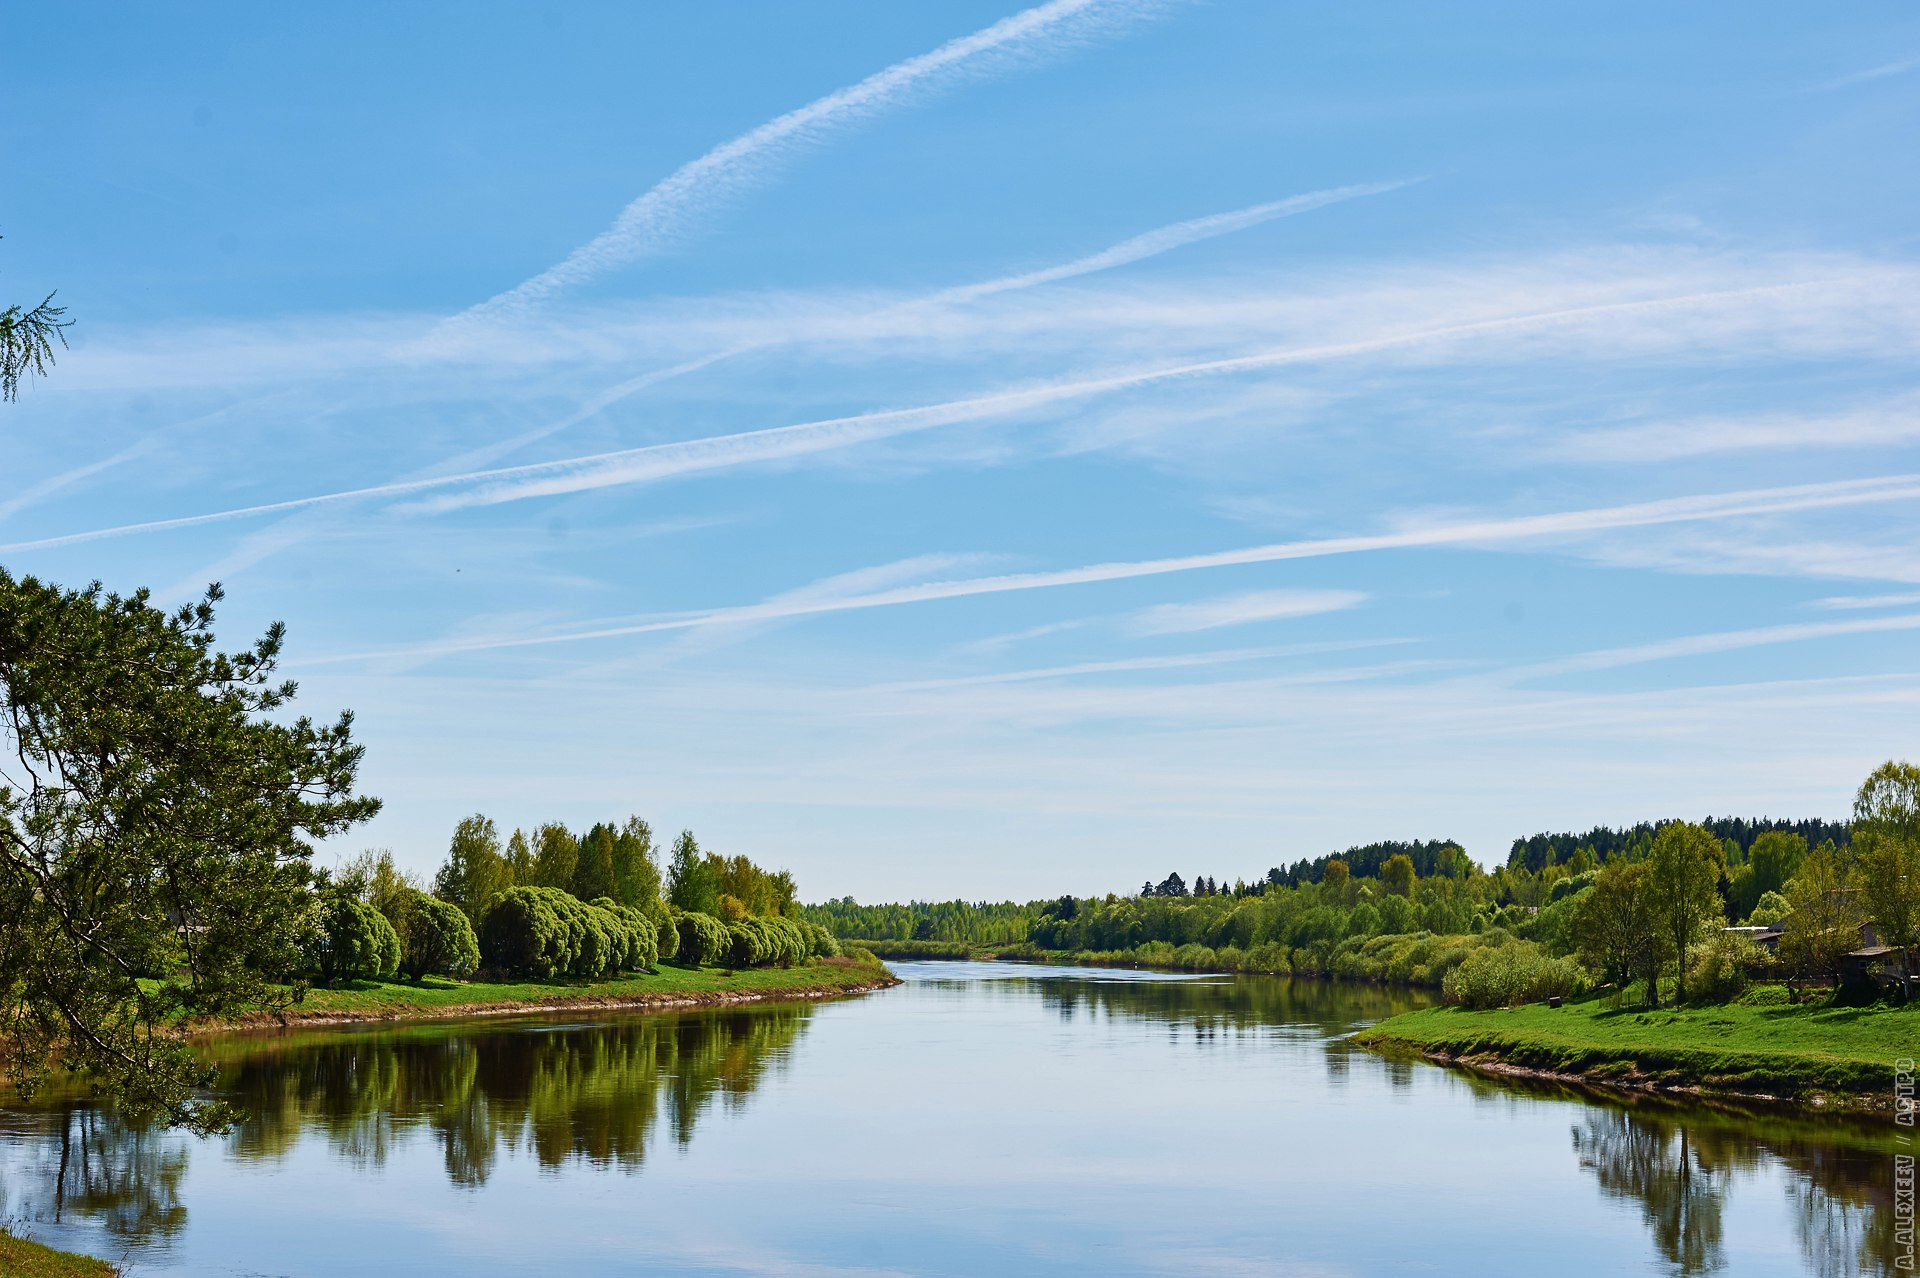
0, 962, 1903, 1276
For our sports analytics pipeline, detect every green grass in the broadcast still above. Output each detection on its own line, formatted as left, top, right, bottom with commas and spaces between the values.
0, 1233, 117, 1277
214, 957, 893, 1028
1355, 986, 1920, 1106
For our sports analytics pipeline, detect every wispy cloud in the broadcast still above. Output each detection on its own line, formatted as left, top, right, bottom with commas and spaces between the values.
442, 0, 1163, 329
925, 180, 1421, 307
872, 638, 1418, 692
434, 179, 1414, 470
1550, 391, 1920, 462
1127, 588, 1368, 635
1816, 55, 1920, 91
297, 472, 1920, 665
0, 438, 154, 524
1499, 613, 1920, 683
1811, 592, 1920, 611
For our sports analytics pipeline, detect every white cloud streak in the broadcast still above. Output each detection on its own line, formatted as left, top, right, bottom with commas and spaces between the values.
1812, 592, 1920, 611
1551, 391, 1920, 462
298, 471, 1920, 664
0, 438, 154, 524
924, 180, 1421, 307
1127, 588, 1368, 635
439, 178, 1415, 470
1497, 613, 1920, 683
444, 0, 1159, 328
1816, 55, 1920, 91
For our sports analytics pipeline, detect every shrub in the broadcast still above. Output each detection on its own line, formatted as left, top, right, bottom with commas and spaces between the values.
480, 887, 570, 979
1685, 934, 1764, 1004
677, 911, 731, 966
727, 921, 769, 967
1442, 940, 1587, 1009
310, 892, 399, 983
394, 888, 481, 980
653, 908, 681, 963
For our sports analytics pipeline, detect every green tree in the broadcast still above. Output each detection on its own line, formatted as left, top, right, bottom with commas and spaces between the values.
530, 822, 578, 891
1645, 822, 1726, 1003
610, 816, 660, 909
1778, 842, 1862, 984
1571, 861, 1664, 1000
392, 888, 480, 981
1381, 854, 1416, 898
1320, 859, 1352, 907
506, 828, 535, 885
1852, 760, 1920, 973
668, 830, 719, 915
434, 814, 513, 927
573, 822, 616, 903
336, 847, 418, 922
1729, 831, 1806, 921
311, 893, 398, 984
0, 575, 376, 1131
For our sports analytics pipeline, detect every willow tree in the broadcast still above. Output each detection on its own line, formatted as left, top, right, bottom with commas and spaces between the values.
0, 576, 378, 1130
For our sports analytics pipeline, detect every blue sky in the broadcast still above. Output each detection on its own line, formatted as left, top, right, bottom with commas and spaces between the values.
5, 1, 1919, 899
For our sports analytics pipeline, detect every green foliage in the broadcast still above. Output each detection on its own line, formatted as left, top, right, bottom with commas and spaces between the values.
1728, 831, 1805, 920
0, 575, 377, 1131
1571, 861, 1664, 996
392, 888, 480, 981
652, 908, 681, 964
1508, 816, 1849, 873
1749, 890, 1791, 928
311, 893, 399, 984
1526, 886, 1588, 956
530, 823, 579, 890
1852, 760, 1920, 962
1684, 934, 1763, 1004
433, 815, 514, 928
610, 816, 660, 910
1646, 822, 1726, 1003
1441, 939, 1587, 1009
801, 897, 1036, 944
675, 911, 731, 966
572, 823, 617, 903
476, 887, 652, 981
667, 830, 720, 915
0, 290, 71, 402
1778, 842, 1863, 982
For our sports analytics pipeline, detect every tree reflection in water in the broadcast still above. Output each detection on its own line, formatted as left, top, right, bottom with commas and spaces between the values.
0, 1106, 188, 1245
1569, 1098, 1908, 1277
0, 973, 1912, 1277
220, 1005, 814, 1187
0, 1004, 812, 1246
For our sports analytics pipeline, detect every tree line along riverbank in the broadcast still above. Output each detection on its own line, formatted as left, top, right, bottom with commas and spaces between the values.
809, 760, 1920, 1109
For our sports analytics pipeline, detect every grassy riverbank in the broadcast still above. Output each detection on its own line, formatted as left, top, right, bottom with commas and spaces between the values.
0, 1233, 117, 1277
1355, 986, 1917, 1110
209, 955, 896, 1030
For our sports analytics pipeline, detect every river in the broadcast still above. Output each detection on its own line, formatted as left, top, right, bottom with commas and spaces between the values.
0, 961, 1902, 1275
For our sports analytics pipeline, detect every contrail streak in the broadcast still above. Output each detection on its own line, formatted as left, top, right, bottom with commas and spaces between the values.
300, 472, 1920, 664
454, 178, 1417, 468
445, 0, 1155, 328
0, 276, 1835, 555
